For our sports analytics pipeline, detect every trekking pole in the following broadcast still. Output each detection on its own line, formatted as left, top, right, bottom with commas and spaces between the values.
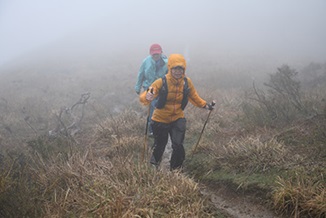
142, 88, 154, 162
191, 101, 215, 157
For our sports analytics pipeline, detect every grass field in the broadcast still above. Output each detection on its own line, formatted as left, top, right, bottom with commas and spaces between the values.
0, 53, 325, 217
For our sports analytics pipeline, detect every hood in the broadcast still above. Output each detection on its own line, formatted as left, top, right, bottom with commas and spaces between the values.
167, 54, 187, 74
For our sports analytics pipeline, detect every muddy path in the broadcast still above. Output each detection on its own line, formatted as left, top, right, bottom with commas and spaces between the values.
200, 186, 282, 218
158, 140, 283, 218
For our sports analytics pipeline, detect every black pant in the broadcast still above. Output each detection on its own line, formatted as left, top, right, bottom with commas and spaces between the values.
150, 118, 186, 170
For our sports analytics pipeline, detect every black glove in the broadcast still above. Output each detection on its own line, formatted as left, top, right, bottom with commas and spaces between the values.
204, 101, 216, 110
136, 90, 140, 95
206, 103, 214, 111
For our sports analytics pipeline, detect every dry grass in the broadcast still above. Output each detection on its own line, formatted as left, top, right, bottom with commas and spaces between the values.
0, 110, 220, 217
272, 175, 326, 218
209, 137, 288, 174
38, 154, 216, 217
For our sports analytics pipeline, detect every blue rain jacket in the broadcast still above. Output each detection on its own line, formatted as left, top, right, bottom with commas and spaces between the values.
135, 55, 168, 93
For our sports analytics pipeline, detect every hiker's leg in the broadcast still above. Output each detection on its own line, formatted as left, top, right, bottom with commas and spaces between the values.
150, 121, 169, 165
169, 118, 186, 170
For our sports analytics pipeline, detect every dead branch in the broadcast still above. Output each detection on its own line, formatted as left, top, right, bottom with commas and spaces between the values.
49, 92, 90, 139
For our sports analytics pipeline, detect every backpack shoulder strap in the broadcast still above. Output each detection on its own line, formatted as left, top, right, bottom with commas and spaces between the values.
183, 76, 188, 90
181, 76, 190, 110
162, 75, 167, 89
156, 76, 168, 109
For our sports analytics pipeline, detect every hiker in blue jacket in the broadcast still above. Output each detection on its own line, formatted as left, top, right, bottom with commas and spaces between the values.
135, 44, 168, 135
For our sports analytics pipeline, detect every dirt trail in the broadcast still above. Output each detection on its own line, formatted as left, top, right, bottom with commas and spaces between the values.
158, 139, 282, 218
200, 187, 282, 218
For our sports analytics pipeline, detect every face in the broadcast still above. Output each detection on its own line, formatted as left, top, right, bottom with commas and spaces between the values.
171, 66, 184, 79
152, 53, 161, 61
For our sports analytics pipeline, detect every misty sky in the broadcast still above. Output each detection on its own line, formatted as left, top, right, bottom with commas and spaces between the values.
1, 0, 326, 66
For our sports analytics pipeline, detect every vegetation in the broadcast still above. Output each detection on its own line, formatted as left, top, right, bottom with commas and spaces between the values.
186, 63, 326, 217
0, 57, 325, 217
0, 111, 221, 217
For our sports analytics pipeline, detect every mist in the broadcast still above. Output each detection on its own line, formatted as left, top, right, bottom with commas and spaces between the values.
1, 0, 326, 72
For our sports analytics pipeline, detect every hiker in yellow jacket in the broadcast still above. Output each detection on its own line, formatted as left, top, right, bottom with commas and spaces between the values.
140, 54, 214, 170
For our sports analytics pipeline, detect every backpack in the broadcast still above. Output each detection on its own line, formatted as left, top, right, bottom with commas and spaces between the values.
156, 76, 190, 110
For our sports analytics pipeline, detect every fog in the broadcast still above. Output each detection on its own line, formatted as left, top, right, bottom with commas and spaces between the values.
1, 0, 326, 69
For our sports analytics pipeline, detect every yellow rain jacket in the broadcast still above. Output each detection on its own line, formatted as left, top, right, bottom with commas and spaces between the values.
140, 54, 207, 123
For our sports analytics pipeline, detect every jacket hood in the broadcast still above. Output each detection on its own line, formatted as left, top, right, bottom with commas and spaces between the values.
167, 54, 187, 73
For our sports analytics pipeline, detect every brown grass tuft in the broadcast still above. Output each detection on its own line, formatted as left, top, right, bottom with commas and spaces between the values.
212, 137, 288, 173
272, 175, 326, 218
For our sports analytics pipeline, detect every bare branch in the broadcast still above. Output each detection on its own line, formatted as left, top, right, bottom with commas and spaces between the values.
49, 92, 91, 139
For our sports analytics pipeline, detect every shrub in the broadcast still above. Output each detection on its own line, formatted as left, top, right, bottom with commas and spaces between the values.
241, 65, 307, 128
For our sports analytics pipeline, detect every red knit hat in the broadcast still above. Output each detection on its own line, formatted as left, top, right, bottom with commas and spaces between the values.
149, 44, 162, 55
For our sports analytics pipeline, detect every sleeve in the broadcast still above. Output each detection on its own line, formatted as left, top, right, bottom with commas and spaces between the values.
187, 78, 207, 108
134, 60, 146, 93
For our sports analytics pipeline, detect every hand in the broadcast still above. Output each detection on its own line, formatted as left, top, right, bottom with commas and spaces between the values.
146, 88, 155, 101
205, 101, 216, 111
205, 104, 214, 110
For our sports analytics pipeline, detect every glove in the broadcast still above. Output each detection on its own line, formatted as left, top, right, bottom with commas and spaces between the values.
206, 103, 214, 110
204, 101, 215, 110
136, 90, 140, 95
